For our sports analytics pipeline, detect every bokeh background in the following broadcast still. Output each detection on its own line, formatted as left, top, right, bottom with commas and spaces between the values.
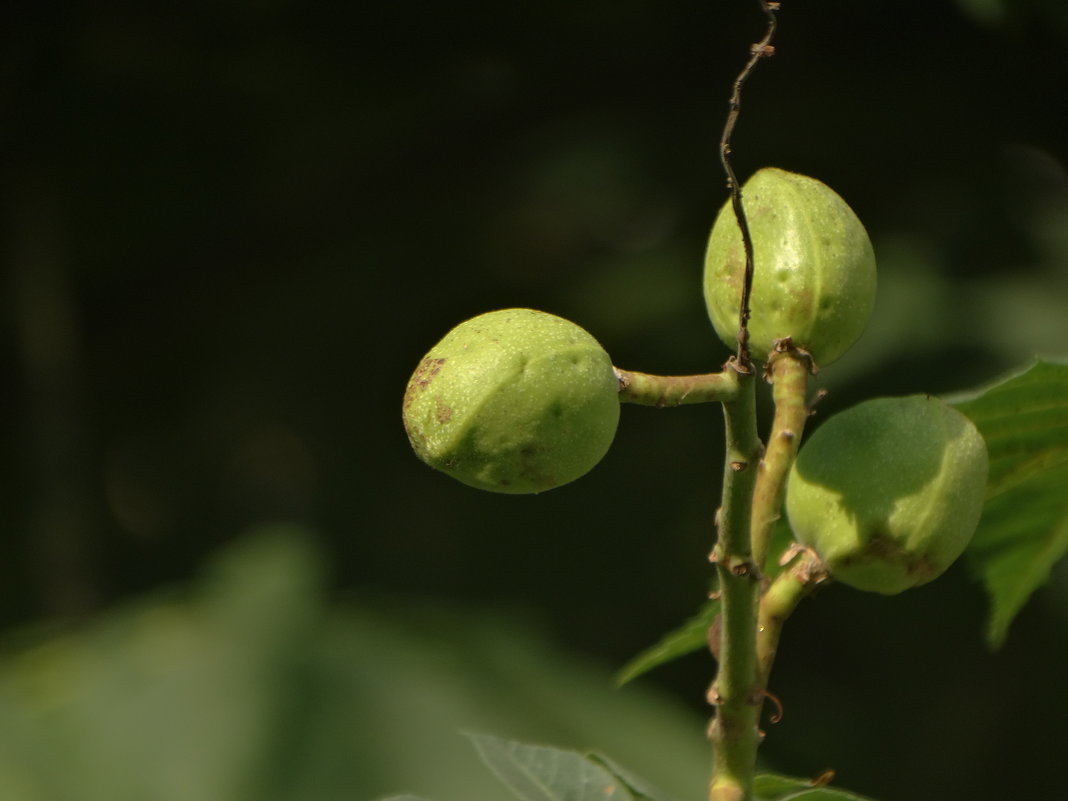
3, 1, 1068, 799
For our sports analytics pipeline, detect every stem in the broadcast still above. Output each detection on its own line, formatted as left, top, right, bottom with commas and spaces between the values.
708, 368, 762, 801
708, 4, 784, 798
756, 547, 828, 690
750, 343, 812, 571
616, 368, 739, 406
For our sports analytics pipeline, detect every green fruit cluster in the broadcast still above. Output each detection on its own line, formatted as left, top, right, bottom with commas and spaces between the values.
703, 167, 877, 365
785, 395, 989, 594
402, 308, 619, 494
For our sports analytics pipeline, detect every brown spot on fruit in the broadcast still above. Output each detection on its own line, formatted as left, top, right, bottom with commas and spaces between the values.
418, 357, 446, 388
403, 357, 447, 410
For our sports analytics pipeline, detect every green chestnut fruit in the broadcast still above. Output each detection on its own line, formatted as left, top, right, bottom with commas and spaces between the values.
402, 308, 620, 494
785, 395, 988, 594
704, 167, 877, 365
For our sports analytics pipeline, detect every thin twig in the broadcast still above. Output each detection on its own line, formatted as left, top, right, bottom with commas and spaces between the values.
719, 0, 780, 371
756, 545, 829, 691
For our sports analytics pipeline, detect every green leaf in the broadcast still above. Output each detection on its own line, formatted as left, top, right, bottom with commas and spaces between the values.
948, 358, 1068, 647
375, 797, 437, 801
754, 773, 877, 800
614, 595, 717, 686
468, 733, 635, 801
585, 752, 676, 801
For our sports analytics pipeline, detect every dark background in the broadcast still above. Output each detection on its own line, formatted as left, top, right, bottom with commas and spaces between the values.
3, 1, 1068, 799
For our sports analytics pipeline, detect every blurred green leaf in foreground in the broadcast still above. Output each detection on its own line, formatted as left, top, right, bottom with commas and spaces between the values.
0, 527, 707, 801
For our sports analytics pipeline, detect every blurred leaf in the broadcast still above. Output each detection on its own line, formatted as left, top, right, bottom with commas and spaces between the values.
585, 753, 676, 801
614, 594, 717, 686
0, 525, 325, 801
469, 733, 634, 801
754, 773, 876, 801
344, 601, 708, 801
375, 797, 437, 801
948, 358, 1068, 646
0, 528, 708, 801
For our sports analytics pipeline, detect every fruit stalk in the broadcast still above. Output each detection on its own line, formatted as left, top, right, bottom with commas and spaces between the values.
708, 369, 763, 801
750, 343, 812, 570
615, 368, 740, 407
756, 547, 828, 690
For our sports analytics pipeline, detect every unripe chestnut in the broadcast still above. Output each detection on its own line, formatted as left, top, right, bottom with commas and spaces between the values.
704, 167, 877, 365
785, 395, 988, 594
402, 308, 620, 494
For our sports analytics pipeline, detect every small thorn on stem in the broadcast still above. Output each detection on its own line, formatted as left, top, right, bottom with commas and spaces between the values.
762, 689, 785, 723
729, 559, 754, 577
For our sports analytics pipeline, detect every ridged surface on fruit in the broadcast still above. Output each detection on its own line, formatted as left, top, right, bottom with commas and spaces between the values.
704, 167, 876, 365
785, 395, 988, 594
402, 308, 620, 494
